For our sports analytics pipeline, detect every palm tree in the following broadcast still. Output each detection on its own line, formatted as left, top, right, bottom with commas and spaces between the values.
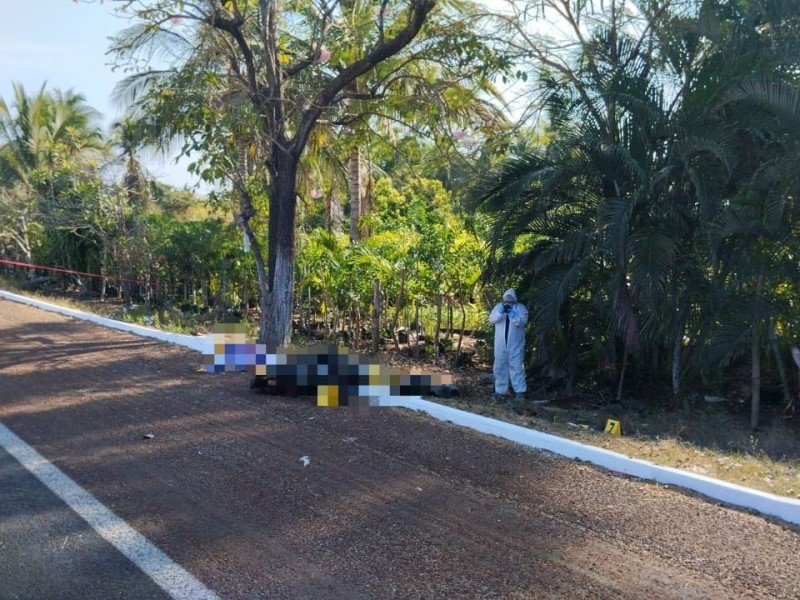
472, 0, 800, 411
677, 0, 800, 427
0, 83, 107, 275
473, 0, 677, 395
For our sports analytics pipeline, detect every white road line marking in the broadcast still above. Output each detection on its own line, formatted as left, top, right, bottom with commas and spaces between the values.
0, 421, 221, 600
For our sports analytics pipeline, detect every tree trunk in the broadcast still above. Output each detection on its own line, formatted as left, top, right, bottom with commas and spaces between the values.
616, 336, 629, 403
10, 213, 33, 278
325, 187, 343, 233
447, 301, 453, 337
362, 172, 373, 238
672, 318, 683, 399
434, 289, 443, 359
606, 335, 618, 385
457, 301, 466, 354
352, 301, 361, 346
262, 153, 299, 347
787, 346, 800, 418
262, 238, 295, 346
349, 148, 363, 241
231, 141, 271, 343
413, 302, 421, 358
751, 269, 765, 430
564, 347, 576, 397
372, 278, 381, 355
99, 245, 108, 302
390, 272, 406, 350
751, 324, 761, 430
562, 313, 576, 396
243, 219, 269, 343
768, 322, 792, 412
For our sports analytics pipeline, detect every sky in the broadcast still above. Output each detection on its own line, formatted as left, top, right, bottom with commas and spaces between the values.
0, 0, 203, 190
0, 0, 535, 191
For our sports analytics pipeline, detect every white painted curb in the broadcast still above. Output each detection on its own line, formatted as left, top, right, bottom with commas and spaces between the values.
0, 290, 207, 352
379, 398, 800, 526
2, 289, 799, 526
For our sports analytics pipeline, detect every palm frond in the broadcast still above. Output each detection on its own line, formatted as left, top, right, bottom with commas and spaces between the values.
532, 259, 587, 337
717, 76, 800, 126
628, 228, 678, 303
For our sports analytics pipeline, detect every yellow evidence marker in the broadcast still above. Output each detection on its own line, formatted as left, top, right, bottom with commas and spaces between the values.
604, 418, 622, 436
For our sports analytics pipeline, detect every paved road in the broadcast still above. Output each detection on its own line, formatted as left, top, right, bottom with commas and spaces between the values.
1, 297, 799, 599
0, 443, 172, 600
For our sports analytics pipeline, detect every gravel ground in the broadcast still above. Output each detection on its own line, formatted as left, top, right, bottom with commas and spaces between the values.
1, 297, 799, 599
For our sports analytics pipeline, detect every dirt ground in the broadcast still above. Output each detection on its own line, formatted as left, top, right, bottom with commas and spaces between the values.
1, 298, 799, 599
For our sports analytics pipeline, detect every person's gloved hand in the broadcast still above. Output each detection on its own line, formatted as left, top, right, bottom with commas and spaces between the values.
503, 303, 512, 314
509, 308, 517, 319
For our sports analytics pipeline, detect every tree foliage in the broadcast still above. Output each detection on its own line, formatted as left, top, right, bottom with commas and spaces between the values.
473, 0, 800, 423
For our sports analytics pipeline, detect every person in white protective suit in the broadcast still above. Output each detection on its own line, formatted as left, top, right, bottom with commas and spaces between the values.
489, 288, 528, 400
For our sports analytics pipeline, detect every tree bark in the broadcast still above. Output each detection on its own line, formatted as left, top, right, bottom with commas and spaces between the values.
672, 318, 683, 399
325, 187, 343, 233
390, 272, 406, 350
100, 246, 108, 302
231, 166, 271, 344
787, 346, 800, 418
457, 301, 466, 354
434, 291, 443, 359
767, 322, 792, 413
262, 151, 299, 347
751, 324, 761, 431
447, 302, 453, 337
349, 148, 363, 241
413, 302, 421, 358
751, 269, 765, 430
372, 278, 381, 355
616, 336, 629, 403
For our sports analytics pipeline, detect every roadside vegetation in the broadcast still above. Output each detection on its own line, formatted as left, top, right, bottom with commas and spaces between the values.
2, 1, 799, 497
3, 274, 798, 501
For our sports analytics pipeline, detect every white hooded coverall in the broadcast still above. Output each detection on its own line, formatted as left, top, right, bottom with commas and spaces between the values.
489, 288, 528, 395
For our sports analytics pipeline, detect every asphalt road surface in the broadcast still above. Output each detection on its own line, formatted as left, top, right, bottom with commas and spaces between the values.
1, 297, 799, 599
0, 443, 174, 600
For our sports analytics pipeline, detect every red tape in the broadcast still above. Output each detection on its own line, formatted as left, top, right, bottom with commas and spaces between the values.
0, 258, 148, 286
